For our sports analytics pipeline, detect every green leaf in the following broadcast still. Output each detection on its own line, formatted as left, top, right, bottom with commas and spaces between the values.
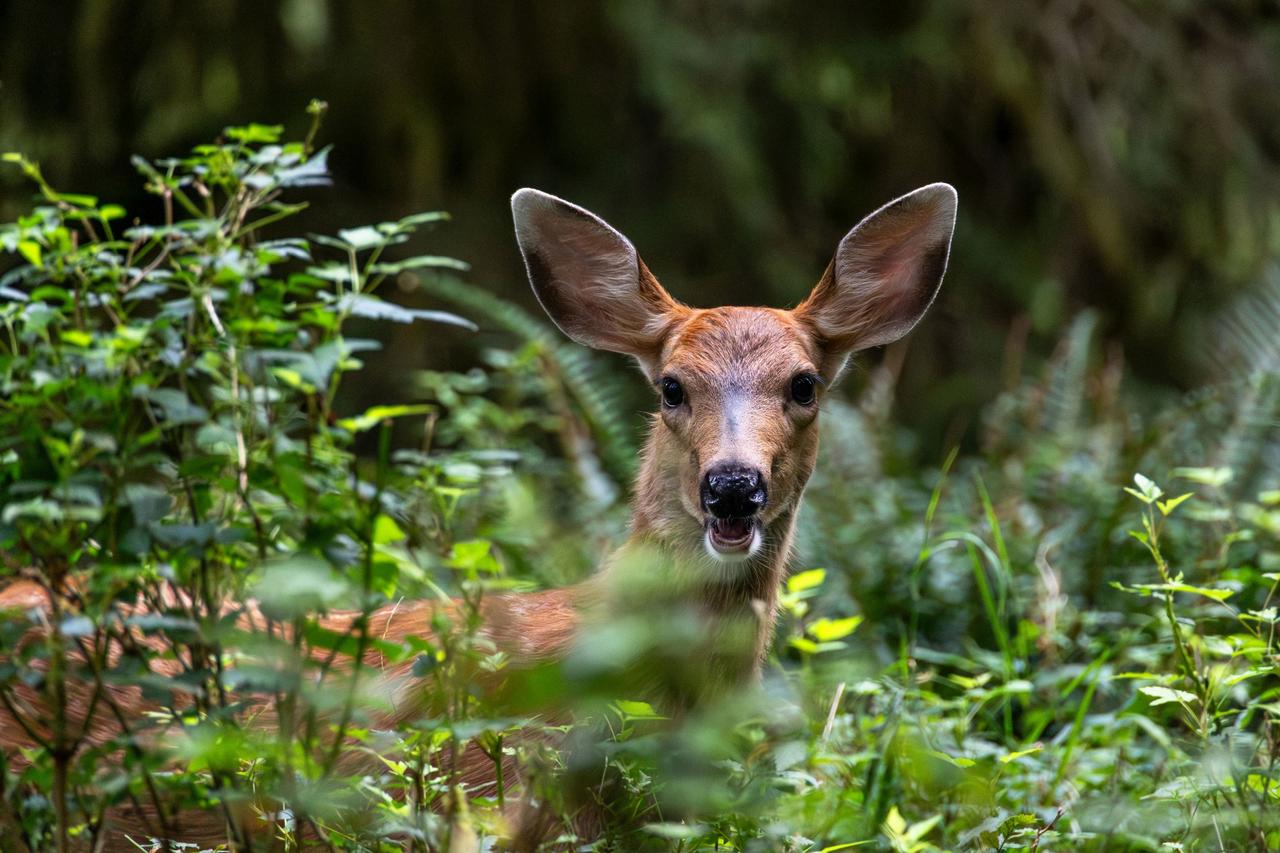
642, 823, 705, 840
1131, 582, 1234, 602
1133, 472, 1162, 498
1172, 466, 1233, 487
447, 539, 501, 574
336, 403, 434, 434
1140, 685, 1198, 707
336, 225, 388, 250
252, 556, 350, 619
998, 745, 1043, 764
394, 210, 450, 230
1157, 492, 1194, 516
787, 568, 826, 594
59, 329, 93, 347
789, 636, 820, 655
337, 293, 477, 329
373, 514, 406, 545
613, 699, 666, 721
819, 843, 873, 852
16, 240, 42, 268
808, 615, 863, 642
369, 255, 471, 275
926, 750, 976, 768
225, 123, 283, 144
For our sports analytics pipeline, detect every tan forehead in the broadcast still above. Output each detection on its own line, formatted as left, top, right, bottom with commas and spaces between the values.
660, 307, 818, 380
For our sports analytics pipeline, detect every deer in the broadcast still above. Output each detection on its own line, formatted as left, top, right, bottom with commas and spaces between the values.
0, 183, 957, 850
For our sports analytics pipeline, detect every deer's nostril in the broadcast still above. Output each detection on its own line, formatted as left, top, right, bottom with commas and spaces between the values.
701, 464, 767, 518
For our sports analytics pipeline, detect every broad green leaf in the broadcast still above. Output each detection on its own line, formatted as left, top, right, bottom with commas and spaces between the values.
614, 700, 666, 721
373, 514, 406, 545
225, 122, 283, 144
447, 539, 501, 574
789, 636, 820, 655
59, 329, 93, 347
336, 225, 387, 250
17, 240, 41, 268
808, 615, 863, 642
787, 568, 826, 594
252, 556, 349, 619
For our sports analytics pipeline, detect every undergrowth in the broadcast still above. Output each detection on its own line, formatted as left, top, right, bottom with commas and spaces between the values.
0, 115, 1277, 851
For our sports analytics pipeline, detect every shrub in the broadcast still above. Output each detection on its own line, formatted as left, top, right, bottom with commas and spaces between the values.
0, 106, 534, 850
1, 111, 1278, 853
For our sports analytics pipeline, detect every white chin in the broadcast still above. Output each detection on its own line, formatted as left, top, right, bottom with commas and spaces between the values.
703, 526, 763, 564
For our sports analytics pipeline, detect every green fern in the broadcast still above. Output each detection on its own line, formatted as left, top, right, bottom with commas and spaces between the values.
412, 272, 640, 492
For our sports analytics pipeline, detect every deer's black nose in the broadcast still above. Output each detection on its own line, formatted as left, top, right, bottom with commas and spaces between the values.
701, 464, 767, 519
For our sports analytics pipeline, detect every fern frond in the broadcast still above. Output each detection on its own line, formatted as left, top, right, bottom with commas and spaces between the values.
413, 273, 640, 491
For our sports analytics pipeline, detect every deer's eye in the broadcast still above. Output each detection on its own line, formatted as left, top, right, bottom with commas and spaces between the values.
661, 377, 684, 408
791, 374, 817, 406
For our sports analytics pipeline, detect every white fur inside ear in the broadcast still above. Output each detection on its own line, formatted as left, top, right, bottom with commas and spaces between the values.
511, 189, 638, 275
510, 188, 669, 357
806, 182, 957, 353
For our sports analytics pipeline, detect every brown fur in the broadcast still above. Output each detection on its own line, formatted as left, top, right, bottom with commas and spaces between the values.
0, 184, 956, 850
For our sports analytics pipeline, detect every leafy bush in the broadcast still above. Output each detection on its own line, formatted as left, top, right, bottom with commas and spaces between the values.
1, 115, 1278, 853
0, 108, 549, 850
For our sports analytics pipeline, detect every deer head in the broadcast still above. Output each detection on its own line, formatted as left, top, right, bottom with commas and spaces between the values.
511, 185, 956, 568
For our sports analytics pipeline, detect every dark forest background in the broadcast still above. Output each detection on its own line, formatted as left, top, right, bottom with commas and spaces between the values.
4, 0, 1278, 458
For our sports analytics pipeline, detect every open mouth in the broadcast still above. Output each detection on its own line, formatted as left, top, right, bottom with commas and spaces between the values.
706, 516, 759, 557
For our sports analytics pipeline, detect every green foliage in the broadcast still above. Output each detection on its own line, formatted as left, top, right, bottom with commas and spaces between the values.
0, 118, 529, 850
1, 119, 1279, 853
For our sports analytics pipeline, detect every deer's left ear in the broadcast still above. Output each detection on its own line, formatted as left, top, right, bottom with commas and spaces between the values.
796, 183, 956, 369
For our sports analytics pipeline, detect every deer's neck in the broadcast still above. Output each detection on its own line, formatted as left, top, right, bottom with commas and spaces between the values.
597, 432, 797, 680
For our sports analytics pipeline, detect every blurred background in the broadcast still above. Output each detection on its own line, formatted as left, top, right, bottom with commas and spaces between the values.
3, 0, 1278, 459
2, 7, 1279, 844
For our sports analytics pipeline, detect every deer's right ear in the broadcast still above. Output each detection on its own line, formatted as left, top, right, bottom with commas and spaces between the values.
512, 189, 684, 369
